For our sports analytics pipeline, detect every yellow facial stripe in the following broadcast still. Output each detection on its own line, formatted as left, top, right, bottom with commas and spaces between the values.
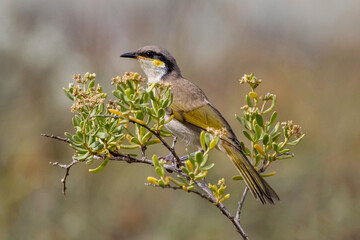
153, 59, 164, 66
137, 56, 164, 67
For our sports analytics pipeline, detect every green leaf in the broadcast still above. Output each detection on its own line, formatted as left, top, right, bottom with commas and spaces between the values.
176, 175, 189, 185
232, 175, 244, 181
283, 126, 289, 138
243, 146, 251, 156
242, 131, 253, 142
168, 177, 185, 186
260, 172, 277, 178
63, 88, 74, 101
255, 154, 261, 166
155, 167, 163, 177
88, 80, 95, 88
262, 134, 269, 145
93, 143, 104, 152
235, 114, 245, 127
205, 134, 210, 147
272, 142, 279, 152
270, 122, 280, 135
124, 88, 132, 99
263, 95, 276, 113
287, 134, 305, 146
256, 114, 264, 127
195, 151, 203, 165
89, 156, 109, 173
279, 149, 290, 153
199, 154, 209, 168
271, 132, 281, 142
87, 135, 95, 145
96, 132, 109, 139
189, 172, 195, 179
200, 163, 214, 171
246, 95, 253, 107
162, 99, 169, 108
112, 90, 123, 99
277, 154, 294, 160
143, 91, 150, 103
200, 131, 206, 151
120, 144, 139, 149
64, 132, 74, 141
146, 82, 156, 92
194, 171, 207, 180
89, 140, 100, 149
181, 166, 190, 175
254, 124, 261, 141
269, 111, 277, 126
148, 90, 156, 101
152, 155, 159, 167
158, 108, 165, 118
72, 117, 78, 127
159, 130, 172, 137
74, 151, 91, 161
70, 144, 88, 154
144, 139, 161, 145
130, 137, 141, 145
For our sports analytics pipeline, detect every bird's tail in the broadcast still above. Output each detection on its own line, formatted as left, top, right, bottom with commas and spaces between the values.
220, 140, 279, 204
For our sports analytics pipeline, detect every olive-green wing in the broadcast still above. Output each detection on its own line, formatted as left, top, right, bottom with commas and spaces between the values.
170, 101, 235, 140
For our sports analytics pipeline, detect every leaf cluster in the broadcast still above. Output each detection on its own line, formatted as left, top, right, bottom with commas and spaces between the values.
234, 73, 305, 179
63, 72, 173, 172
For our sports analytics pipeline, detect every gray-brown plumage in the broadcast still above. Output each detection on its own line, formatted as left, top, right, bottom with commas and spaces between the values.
121, 46, 279, 204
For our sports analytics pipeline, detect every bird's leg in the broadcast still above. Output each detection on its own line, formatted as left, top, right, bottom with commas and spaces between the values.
161, 149, 204, 162
179, 149, 204, 161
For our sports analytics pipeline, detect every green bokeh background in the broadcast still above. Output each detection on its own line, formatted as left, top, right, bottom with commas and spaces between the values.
1, 1, 359, 239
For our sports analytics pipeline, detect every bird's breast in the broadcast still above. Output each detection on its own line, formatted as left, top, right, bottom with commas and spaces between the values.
165, 115, 200, 146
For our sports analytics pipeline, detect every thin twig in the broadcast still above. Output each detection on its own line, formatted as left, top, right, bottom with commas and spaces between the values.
146, 183, 249, 239
41, 133, 70, 143
145, 183, 209, 201
235, 187, 249, 221
49, 157, 79, 196
234, 159, 271, 224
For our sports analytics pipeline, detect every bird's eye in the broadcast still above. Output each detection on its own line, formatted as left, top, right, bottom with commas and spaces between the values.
145, 51, 154, 58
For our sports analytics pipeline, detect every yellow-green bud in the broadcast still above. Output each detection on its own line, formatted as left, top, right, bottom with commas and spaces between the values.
254, 144, 265, 156
249, 92, 258, 98
147, 177, 158, 185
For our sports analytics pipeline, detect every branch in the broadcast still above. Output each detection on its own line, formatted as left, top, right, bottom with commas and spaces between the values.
49, 157, 79, 196
146, 183, 249, 239
235, 187, 249, 222
45, 133, 250, 239
41, 133, 70, 143
234, 159, 271, 224
145, 183, 210, 201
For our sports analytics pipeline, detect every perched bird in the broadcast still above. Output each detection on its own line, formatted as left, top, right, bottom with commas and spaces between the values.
120, 46, 279, 204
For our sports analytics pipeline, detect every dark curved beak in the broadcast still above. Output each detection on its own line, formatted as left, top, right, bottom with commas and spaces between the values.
120, 51, 138, 58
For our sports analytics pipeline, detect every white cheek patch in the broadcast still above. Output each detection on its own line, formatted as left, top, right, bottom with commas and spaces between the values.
138, 58, 166, 83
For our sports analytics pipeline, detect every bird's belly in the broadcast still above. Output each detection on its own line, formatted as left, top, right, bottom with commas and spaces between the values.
165, 117, 200, 146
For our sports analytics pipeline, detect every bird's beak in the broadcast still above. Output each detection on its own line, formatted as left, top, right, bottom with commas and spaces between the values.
120, 51, 138, 58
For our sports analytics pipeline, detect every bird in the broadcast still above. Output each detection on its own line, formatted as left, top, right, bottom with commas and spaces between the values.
120, 46, 279, 204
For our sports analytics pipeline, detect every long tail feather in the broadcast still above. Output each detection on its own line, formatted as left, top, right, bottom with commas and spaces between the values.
221, 140, 279, 204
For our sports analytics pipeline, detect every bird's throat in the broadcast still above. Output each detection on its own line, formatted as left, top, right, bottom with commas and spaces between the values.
138, 59, 167, 83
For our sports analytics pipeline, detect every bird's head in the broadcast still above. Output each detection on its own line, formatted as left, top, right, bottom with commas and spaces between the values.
120, 46, 181, 83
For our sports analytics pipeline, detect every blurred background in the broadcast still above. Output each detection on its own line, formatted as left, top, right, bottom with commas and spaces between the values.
1, 0, 359, 239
